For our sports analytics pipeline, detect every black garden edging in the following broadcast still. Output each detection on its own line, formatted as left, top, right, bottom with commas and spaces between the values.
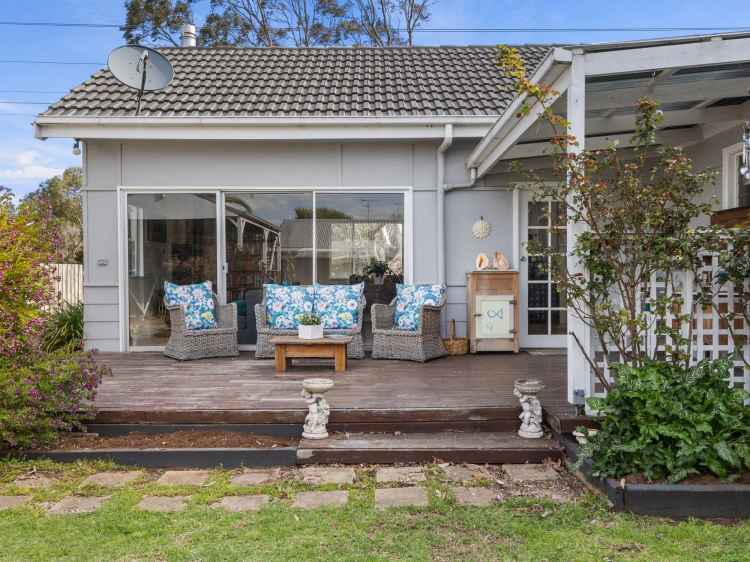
562, 434, 750, 519
6, 447, 298, 469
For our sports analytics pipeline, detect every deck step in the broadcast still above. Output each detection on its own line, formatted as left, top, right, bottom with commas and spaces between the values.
93, 406, 524, 433
297, 431, 563, 465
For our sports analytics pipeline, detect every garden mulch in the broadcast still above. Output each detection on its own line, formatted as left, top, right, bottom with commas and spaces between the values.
42, 431, 297, 450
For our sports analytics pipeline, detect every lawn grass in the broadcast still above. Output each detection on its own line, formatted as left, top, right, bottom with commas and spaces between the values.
1, 459, 749, 561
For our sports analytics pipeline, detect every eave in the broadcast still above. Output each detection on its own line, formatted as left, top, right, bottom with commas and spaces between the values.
33, 115, 499, 141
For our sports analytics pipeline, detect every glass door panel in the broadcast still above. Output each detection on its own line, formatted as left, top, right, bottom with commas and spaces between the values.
127, 193, 217, 347
224, 192, 314, 345
520, 197, 567, 347
315, 193, 404, 345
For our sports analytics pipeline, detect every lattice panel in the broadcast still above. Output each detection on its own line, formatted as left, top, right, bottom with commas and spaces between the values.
590, 254, 749, 397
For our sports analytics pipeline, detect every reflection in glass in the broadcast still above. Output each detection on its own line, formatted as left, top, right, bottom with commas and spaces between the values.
528, 257, 548, 281
551, 310, 567, 334
528, 202, 548, 227
528, 283, 548, 308
528, 310, 548, 335
315, 193, 404, 284
127, 193, 217, 347
224, 193, 314, 345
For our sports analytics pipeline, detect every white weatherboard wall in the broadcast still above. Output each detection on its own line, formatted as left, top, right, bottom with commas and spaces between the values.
83, 139, 472, 351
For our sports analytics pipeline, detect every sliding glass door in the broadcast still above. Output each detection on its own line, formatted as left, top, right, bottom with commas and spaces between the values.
127, 193, 217, 347
125, 189, 406, 349
224, 193, 314, 345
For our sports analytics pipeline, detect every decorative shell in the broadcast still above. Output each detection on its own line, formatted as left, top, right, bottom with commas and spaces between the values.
471, 216, 491, 240
493, 251, 510, 271
475, 253, 489, 270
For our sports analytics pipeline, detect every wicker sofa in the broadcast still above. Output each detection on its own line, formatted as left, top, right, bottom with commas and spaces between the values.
163, 296, 239, 360
371, 296, 448, 362
254, 292, 365, 360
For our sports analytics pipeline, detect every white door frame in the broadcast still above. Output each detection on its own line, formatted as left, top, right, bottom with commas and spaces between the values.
518, 189, 567, 348
117, 185, 413, 352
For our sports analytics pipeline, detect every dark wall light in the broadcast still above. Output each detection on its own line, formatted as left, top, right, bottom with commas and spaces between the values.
72, 139, 81, 156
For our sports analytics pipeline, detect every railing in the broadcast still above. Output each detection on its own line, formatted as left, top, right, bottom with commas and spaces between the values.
51, 263, 83, 308
591, 254, 750, 396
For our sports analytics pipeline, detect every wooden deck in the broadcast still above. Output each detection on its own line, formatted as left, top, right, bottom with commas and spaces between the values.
93, 351, 571, 429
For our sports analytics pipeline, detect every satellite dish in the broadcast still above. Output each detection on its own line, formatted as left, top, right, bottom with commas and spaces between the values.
107, 45, 174, 115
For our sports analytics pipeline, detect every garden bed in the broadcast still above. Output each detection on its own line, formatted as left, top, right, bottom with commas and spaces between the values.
4, 430, 299, 469
562, 435, 750, 519
44, 430, 297, 450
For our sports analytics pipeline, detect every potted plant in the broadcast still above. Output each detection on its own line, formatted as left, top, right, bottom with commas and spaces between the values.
364, 259, 391, 285
298, 313, 323, 340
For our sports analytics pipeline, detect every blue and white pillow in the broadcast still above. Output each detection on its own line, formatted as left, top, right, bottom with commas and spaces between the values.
315, 283, 364, 329
164, 281, 217, 330
394, 283, 446, 331
264, 284, 315, 329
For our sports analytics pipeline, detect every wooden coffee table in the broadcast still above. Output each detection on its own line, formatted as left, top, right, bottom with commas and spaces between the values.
270, 336, 352, 374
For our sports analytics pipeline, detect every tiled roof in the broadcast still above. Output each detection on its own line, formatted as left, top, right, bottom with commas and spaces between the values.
41, 46, 550, 118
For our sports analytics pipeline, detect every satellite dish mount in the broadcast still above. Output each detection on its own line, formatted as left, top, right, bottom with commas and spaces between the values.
107, 45, 174, 116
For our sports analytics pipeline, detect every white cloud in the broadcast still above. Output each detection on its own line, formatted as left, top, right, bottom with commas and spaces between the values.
0, 150, 64, 182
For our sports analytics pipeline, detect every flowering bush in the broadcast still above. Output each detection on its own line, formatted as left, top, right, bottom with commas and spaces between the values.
0, 188, 60, 359
0, 351, 111, 449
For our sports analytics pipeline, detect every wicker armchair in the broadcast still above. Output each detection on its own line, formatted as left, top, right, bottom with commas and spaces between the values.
254, 300, 365, 360
371, 296, 448, 362
163, 295, 239, 360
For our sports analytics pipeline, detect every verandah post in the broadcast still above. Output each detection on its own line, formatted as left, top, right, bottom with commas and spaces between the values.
566, 50, 592, 404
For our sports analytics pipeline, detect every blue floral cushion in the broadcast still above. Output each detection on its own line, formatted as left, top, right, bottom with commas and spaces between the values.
164, 281, 217, 330
315, 283, 364, 329
264, 284, 315, 329
394, 283, 446, 331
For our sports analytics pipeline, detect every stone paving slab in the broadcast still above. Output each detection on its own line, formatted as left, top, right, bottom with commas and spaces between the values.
157, 471, 210, 486
299, 467, 356, 485
442, 464, 488, 483
212, 495, 271, 512
231, 469, 282, 486
375, 466, 426, 484
375, 487, 428, 509
82, 471, 143, 488
138, 496, 190, 513
452, 486, 499, 506
502, 464, 559, 483
12, 474, 56, 489
47, 496, 109, 515
292, 490, 349, 509
0, 496, 31, 511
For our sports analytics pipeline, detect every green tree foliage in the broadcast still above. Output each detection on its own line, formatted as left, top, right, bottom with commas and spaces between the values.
123, 0, 433, 47
23, 167, 83, 264
0, 188, 60, 359
124, 0, 197, 47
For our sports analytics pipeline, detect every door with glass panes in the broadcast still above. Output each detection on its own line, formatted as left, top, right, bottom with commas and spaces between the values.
519, 194, 567, 348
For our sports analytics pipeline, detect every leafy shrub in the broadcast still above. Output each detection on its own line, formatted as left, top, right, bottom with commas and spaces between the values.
0, 188, 60, 358
42, 303, 84, 353
583, 360, 750, 482
0, 351, 110, 449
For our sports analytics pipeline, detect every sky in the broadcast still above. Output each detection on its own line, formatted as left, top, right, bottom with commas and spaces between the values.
1, 0, 748, 197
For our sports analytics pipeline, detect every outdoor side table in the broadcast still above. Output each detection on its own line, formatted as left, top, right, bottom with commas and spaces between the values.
270, 336, 353, 374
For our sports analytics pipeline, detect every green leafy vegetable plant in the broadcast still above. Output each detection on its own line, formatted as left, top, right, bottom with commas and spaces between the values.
581, 359, 750, 482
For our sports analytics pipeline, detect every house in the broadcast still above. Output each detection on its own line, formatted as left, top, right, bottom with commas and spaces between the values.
34, 30, 750, 406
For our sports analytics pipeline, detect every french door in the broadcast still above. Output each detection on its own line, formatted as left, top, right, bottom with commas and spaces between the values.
519, 193, 567, 348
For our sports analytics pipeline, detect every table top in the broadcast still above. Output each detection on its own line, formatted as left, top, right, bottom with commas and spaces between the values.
270, 335, 353, 345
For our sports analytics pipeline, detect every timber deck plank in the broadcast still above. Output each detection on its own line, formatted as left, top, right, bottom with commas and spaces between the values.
94, 352, 569, 424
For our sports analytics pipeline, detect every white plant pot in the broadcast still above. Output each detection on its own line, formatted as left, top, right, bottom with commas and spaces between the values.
298, 324, 323, 340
